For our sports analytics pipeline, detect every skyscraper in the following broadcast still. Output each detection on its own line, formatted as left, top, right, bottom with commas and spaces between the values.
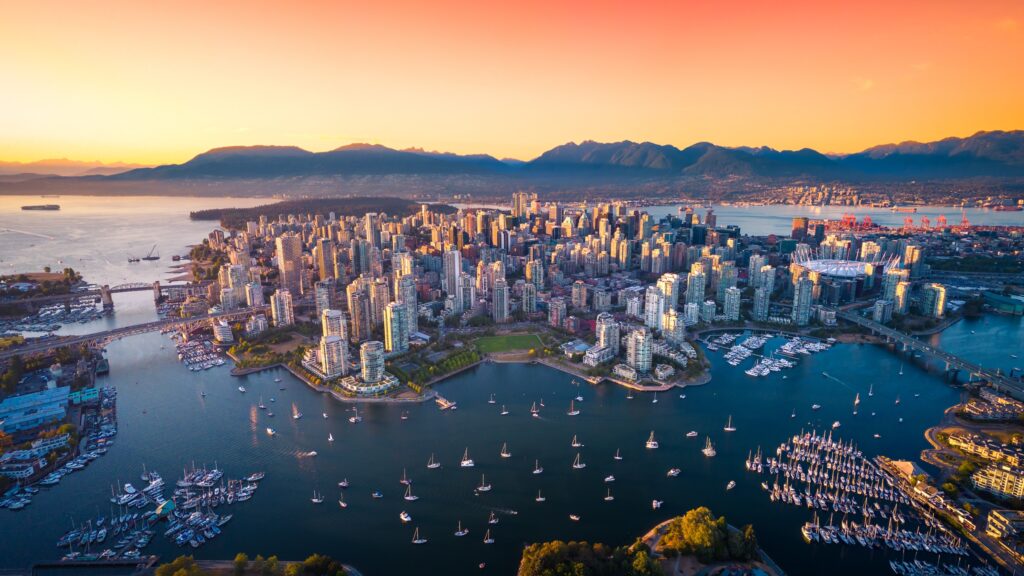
662, 308, 685, 344
656, 273, 681, 311
315, 238, 337, 281
492, 278, 510, 323
752, 287, 770, 321
275, 233, 303, 296
894, 281, 911, 314
644, 285, 664, 330
724, 286, 741, 321
443, 249, 462, 310
319, 335, 348, 379
321, 308, 346, 339
522, 282, 537, 314
792, 277, 813, 326
685, 263, 706, 306
383, 302, 409, 353
396, 274, 418, 336
548, 297, 567, 328
314, 278, 336, 319
270, 289, 294, 327
360, 341, 385, 383
595, 312, 620, 354
626, 328, 652, 373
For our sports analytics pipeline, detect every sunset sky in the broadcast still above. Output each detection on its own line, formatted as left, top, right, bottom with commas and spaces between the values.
1, 0, 1022, 165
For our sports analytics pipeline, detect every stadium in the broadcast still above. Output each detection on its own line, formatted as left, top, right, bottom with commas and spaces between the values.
790, 246, 899, 305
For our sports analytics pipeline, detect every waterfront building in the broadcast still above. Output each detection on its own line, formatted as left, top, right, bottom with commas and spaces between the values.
752, 287, 770, 321
723, 286, 741, 321
270, 289, 294, 327
319, 335, 348, 379
949, 433, 1024, 468
700, 300, 716, 324
492, 278, 510, 323
275, 232, 304, 295
792, 277, 813, 326
625, 327, 652, 374
873, 299, 894, 324
595, 312, 620, 355
684, 302, 700, 324
396, 274, 419, 335
384, 302, 410, 353
548, 297, 567, 328
212, 320, 234, 343
0, 386, 70, 433
322, 308, 346, 339
986, 509, 1024, 539
360, 340, 386, 383
920, 282, 947, 318
972, 465, 1024, 501
662, 307, 685, 344
245, 313, 269, 337
583, 345, 614, 367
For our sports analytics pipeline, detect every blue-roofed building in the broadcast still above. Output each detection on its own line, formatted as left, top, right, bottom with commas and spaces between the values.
0, 385, 71, 433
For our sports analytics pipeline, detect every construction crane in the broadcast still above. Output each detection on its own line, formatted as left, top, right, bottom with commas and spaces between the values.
142, 244, 160, 261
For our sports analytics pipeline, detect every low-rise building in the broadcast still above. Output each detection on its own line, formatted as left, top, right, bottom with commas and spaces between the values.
972, 465, 1024, 501
949, 433, 1024, 468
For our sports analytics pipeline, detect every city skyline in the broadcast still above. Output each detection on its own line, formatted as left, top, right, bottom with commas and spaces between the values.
2, 0, 1023, 164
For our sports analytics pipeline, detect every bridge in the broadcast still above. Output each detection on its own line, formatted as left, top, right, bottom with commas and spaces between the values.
835, 308, 1023, 397
0, 306, 268, 361
0, 281, 205, 311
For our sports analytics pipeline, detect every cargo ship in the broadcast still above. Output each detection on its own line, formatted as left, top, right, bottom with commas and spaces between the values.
21, 204, 60, 211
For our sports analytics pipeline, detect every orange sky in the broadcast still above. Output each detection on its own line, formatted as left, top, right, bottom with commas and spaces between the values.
1, 0, 1022, 164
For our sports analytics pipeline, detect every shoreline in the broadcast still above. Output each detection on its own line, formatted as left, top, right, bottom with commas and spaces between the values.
639, 517, 787, 576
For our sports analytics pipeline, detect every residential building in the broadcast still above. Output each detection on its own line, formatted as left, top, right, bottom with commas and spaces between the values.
270, 289, 294, 327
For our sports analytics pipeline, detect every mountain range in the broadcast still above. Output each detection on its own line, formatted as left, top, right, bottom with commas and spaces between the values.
2, 131, 1023, 197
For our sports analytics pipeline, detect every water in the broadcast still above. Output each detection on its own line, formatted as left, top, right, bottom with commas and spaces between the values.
1, 331, 966, 575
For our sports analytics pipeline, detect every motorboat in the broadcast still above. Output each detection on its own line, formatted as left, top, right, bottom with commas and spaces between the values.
667, 468, 681, 477
726, 480, 736, 491
605, 475, 615, 483
645, 431, 659, 449
400, 511, 412, 523
686, 431, 698, 438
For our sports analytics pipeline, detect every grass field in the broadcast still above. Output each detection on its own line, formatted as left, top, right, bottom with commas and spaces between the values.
475, 333, 544, 353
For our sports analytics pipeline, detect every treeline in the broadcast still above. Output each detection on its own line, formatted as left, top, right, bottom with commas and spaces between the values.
189, 197, 455, 229
155, 553, 349, 576
518, 540, 660, 576
657, 507, 759, 562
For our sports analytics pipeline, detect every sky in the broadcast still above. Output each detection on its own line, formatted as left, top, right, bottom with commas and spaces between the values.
1, 0, 1022, 165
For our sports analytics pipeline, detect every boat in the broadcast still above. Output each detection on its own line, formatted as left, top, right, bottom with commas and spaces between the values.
348, 407, 362, 423
873, 433, 881, 439
401, 411, 409, 420
702, 437, 716, 457
652, 500, 663, 510
338, 479, 349, 488
568, 514, 581, 522
572, 453, 586, 469
488, 511, 499, 525
645, 431, 659, 449
500, 442, 511, 458
604, 488, 614, 502
21, 204, 60, 211
686, 431, 698, 438
854, 393, 860, 406
274, 378, 282, 383
831, 421, 841, 429
613, 448, 623, 460
533, 460, 543, 475
267, 410, 274, 417
371, 490, 383, 499
811, 404, 821, 410
571, 434, 583, 448
679, 394, 686, 399
500, 404, 509, 416
476, 474, 492, 492
266, 428, 276, 436
400, 468, 411, 485
258, 396, 265, 409
427, 454, 440, 469
454, 521, 469, 537
238, 386, 246, 393
667, 468, 681, 477
726, 480, 736, 491
460, 448, 474, 467
488, 393, 496, 404
201, 391, 206, 398
328, 433, 334, 442
626, 390, 634, 400
483, 529, 494, 544
723, 415, 736, 432
605, 475, 615, 482
535, 489, 546, 502
338, 493, 347, 508
868, 383, 874, 397
404, 484, 418, 501
292, 405, 302, 420
895, 395, 901, 405
651, 392, 658, 404
790, 409, 796, 419
311, 490, 324, 504
566, 399, 580, 416
530, 402, 539, 418
322, 412, 328, 419
899, 363, 904, 376
400, 511, 412, 523
411, 527, 427, 545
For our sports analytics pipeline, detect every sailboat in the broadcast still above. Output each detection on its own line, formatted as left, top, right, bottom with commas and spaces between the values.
488, 393, 496, 404
322, 412, 328, 419
411, 527, 427, 545
337, 492, 347, 508
500, 404, 509, 416
530, 401, 539, 418
427, 453, 440, 469
572, 453, 586, 469
899, 363, 904, 376
311, 490, 324, 504
574, 380, 583, 402
854, 393, 861, 406
348, 407, 362, 423
258, 396, 265, 409
652, 392, 658, 404
328, 433, 334, 442
477, 474, 492, 492
790, 409, 796, 419
613, 448, 622, 461
702, 437, 716, 457
571, 434, 583, 448
868, 383, 874, 397
723, 415, 736, 432
566, 399, 580, 416
895, 395, 901, 405
626, 389, 634, 400
460, 448, 474, 467
488, 511, 499, 524
604, 488, 614, 502
292, 404, 302, 420
645, 431, 659, 449
482, 529, 494, 544
400, 468, 411, 485
500, 442, 511, 458
401, 410, 409, 420
200, 390, 206, 398
454, 521, 469, 537
533, 459, 543, 474
404, 484, 418, 501
535, 489, 546, 502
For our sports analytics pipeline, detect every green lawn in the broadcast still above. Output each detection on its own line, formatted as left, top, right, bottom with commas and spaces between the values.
475, 333, 544, 353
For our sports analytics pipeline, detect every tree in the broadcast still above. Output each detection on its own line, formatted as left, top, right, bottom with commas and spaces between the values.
234, 552, 249, 575
264, 556, 280, 576
156, 555, 207, 576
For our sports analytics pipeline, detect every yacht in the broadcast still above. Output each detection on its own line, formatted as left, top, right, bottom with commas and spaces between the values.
400, 468, 411, 485
652, 500, 663, 510
460, 448, 475, 467
338, 478, 349, 488
404, 485, 418, 501
311, 490, 324, 504
500, 442, 511, 458
572, 453, 586, 469
686, 430, 698, 438
723, 415, 736, 432
667, 468, 681, 477
338, 493, 347, 508
238, 386, 246, 393
605, 474, 615, 482
265, 428, 276, 436
476, 474, 492, 492
568, 514, 581, 522
349, 407, 362, 423
322, 412, 328, 419
811, 404, 821, 410
726, 480, 736, 491
427, 454, 440, 469
411, 527, 427, 545
614, 448, 623, 460
488, 393, 496, 404
258, 396, 265, 409
571, 434, 583, 448
454, 521, 469, 537
702, 437, 716, 457
328, 433, 334, 442
645, 431, 659, 449
488, 511, 499, 525
831, 421, 841, 429
371, 490, 383, 499
535, 489, 546, 502
566, 399, 580, 416
482, 529, 494, 544
533, 460, 544, 475
500, 404, 509, 416
604, 489, 614, 502
400, 511, 412, 523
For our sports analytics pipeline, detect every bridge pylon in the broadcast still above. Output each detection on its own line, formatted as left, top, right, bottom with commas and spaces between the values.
99, 285, 114, 309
